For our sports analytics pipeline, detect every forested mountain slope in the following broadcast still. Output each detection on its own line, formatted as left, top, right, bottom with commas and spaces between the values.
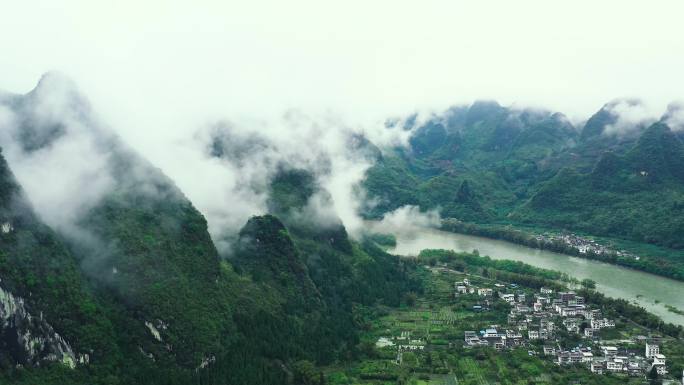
363, 101, 684, 250
0, 75, 422, 384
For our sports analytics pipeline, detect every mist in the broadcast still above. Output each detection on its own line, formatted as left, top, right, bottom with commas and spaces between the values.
0, 74, 117, 237
169, 110, 411, 252
377, 206, 442, 233
0, 74, 416, 255
2, 1, 684, 254
601, 99, 659, 138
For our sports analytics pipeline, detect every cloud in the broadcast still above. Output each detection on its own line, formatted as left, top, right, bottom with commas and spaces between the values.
664, 103, 684, 132
377, 205, 442, 231
0, 74, 419, 257
179, 110, 411, 253
602, 99, 658, 137
0, 74, 116, 237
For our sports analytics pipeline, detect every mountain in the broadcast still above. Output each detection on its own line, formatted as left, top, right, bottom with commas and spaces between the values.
233, 214, 322, 310
363, 101, 684, 252
0, 75, 422, 384
364, 102, 578, 220
0, 149, 119, 373
514, 122, 684, 248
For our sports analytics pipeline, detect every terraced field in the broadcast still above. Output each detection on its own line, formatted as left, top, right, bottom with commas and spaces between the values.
323, 268, 668, 385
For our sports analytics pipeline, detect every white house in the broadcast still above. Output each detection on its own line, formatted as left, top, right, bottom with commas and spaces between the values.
606, 359, 624, 372
375, 337, 395, 348
602, 346, 618, 356
651, 353, 667, 375
478, 288, 493, 297
645, 343, 660, 358
502, 294, 516, 303
1, 222, 12, 234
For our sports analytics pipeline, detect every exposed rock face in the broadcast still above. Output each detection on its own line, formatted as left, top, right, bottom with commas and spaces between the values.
0, 284, 76, 368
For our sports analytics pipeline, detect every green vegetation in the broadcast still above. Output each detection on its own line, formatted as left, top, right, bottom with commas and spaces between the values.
365, 232, 398, 249
0, 153, 423, 384
323, 249, 684, 384
665, 305, 684, 316
440, 219, 684, 281
364, 104, 684, 280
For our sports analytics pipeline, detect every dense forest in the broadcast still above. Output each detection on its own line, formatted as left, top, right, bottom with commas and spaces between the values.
0, 79, 424, 384
1, 75, 683, 384
0, 146, 424, 385
363, 101, 684, 273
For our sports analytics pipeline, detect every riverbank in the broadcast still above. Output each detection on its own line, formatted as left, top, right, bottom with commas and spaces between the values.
440, 218, 684, 282
364, 220, 684, 326
322, 251, 684, 385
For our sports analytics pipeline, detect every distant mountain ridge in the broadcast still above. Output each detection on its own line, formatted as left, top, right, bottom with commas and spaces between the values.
363, 100, 684, 250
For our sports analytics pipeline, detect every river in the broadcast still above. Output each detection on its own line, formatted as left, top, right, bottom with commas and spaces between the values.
366, 221, 684, 326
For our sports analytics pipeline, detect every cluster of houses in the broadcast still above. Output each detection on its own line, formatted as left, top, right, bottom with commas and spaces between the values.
461, 282, 617, 347
551, 342, 669, 377
535, 233, 638, 260
462, 283, 677, 379
506, 288, 617, 342
463, 327, 524, 350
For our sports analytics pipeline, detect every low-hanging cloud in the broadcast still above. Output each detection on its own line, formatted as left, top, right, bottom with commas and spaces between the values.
173, 110, 412, 253
664, 103, 684, 132
602, 99, 658, 138
0, 74, 116, 237
0, 73, 416, 257
377, 205, 442, 231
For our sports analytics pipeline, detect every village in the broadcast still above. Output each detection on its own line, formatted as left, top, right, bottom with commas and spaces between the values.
458, 277, 672, 378
365, 266, 684, 385
535, 232, 639, 260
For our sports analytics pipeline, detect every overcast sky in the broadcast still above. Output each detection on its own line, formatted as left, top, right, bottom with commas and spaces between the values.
2, 1, 684, 128
1, 0, 683, 247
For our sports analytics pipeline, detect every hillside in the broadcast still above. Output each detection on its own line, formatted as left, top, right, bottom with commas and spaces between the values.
363, 102, 684, 252
513, 123, 684, 249
0, 148, 120, 374
0, 75, 422, 384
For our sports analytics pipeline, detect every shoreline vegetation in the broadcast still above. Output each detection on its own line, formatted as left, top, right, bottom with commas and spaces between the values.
666, 305, 684, 316
440, 218, 684, 282
418, 249, 684, 339
325, 247, 684, 384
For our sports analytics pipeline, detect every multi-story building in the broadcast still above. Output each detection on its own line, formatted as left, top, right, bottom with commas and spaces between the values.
645, 343, 660, 358
559, 292, 576, 303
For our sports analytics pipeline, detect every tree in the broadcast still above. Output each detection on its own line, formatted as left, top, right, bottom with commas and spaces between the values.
293, 360, 320, 385
647, 365, 661, 385
580, 278, 597, 289
403, 292, 418, 307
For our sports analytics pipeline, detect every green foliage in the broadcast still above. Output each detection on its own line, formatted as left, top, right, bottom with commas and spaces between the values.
0, 147, 423, 384
363, 104, 684, 279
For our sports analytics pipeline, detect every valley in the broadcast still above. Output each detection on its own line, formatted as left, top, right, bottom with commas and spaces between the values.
363, 102, 684, 283
323, 249, 684, 385
366, 220, 684, 326
2, 76, 684, 385
2, 3, 684, 384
